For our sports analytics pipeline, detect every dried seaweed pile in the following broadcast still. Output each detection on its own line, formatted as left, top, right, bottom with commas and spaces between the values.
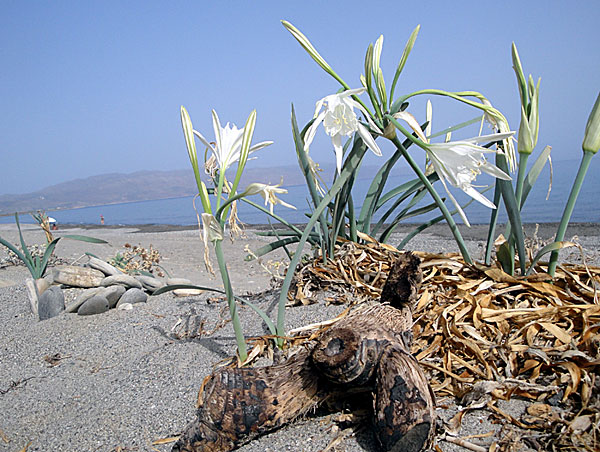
293, 239, 600, 451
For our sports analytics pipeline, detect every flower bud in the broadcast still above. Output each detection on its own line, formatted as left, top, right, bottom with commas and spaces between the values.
582, 92, 600, 154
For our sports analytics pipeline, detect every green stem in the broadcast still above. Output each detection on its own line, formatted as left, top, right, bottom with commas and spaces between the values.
548, 151, 594, 276
214, 240, 248, 361
515, 153, 530, 207
276, 143, 369, 346
386, 115, 473, 264
484, 183, 502, 266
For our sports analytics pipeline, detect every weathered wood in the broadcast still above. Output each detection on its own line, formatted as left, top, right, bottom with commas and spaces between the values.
172, 252, 435, 452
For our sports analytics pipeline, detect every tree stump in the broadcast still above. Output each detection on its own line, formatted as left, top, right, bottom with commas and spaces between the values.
172, 252, 435, 452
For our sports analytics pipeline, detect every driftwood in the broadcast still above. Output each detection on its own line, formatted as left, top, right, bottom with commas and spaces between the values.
172, 252, 435, 452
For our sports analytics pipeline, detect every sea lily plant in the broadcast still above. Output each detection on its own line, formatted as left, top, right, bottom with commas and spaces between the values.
165, 107, 296, 362
171, 21, 598, 357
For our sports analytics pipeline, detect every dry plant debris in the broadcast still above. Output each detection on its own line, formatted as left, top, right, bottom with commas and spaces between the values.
292, 238, 600, 451
109, 243, 164, 276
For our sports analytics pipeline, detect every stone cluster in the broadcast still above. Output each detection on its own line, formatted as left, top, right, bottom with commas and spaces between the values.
35, 256, 201, 320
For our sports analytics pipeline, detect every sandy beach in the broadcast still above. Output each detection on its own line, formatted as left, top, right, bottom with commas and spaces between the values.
0, 222, 598, 452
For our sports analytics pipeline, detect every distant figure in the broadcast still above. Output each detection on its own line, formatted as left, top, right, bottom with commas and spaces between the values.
100, 215, 105, 226
48, 217, 58, 230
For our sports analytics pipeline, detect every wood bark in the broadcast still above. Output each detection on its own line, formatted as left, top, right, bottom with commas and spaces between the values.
172, 252, 435, 452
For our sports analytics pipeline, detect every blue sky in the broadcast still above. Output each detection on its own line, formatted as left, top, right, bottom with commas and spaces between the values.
1, 1, 599, 195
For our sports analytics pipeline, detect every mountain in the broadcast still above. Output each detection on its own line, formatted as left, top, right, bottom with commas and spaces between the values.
0, 162, 417, 216
0, 165, 305, 215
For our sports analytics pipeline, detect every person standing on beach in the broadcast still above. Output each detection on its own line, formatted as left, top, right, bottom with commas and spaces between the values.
100, 215, 104, 225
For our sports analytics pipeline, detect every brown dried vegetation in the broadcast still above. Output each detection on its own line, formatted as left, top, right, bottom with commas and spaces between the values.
292, 238, 600, 451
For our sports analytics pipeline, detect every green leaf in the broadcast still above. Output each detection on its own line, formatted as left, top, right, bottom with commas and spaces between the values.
428, 115, 484, 140
389, 25, 420, 105
526, 241, 577, 276
15, 213, 34, 269
363, 43, 383, 119
496, 241, 515, 275
152, 284, 224, 296
281, 20, 350, 90
245, 237, 300, 261
511, 43, 529, 112
62, 235, 108, 244
276, 134, 371, 343
38, 237, 61, 278
496, 154, 526, 274
521, 145, 551, 206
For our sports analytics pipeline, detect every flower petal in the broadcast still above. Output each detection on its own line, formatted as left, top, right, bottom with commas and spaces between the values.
357, 123, 382, 157
331, 133, 344, 173
393, 111, 427, 142
304, 111, 326, 153
249, 140, 274, 153
192, 129, 214, 151
438, 176, 471, 227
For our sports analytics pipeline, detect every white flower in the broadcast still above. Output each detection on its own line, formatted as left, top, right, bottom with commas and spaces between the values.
243, 180, 296, 214
193, 110, 273, 172
426, 132, 514, 226
304, 88, 382, 172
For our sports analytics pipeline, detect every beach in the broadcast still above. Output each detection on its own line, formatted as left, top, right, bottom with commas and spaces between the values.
0, 222, 598, 452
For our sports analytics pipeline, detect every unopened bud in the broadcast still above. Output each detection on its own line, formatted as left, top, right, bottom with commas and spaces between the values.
582, 92, 600, 154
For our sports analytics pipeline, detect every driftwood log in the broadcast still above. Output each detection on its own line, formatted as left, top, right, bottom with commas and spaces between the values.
173, 252, 435, 452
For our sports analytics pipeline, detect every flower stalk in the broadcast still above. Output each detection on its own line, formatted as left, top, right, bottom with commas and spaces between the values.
548, 92, 599, 276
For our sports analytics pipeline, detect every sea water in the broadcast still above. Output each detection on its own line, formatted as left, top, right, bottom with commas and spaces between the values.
1, 160, 598, 226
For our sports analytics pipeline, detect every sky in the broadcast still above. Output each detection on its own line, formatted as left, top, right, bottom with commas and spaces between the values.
1, 1, 599, 196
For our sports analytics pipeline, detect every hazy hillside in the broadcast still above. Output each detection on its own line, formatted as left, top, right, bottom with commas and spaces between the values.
0, 161, 418, 215
0, 165, 308, 215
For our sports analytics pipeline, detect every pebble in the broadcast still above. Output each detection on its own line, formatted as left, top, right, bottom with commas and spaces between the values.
99, 285, 126, 309
65, 287, 103, 313
87, 256, 122, 276
135, 275, 165, 292
52, 265, 105, 288
116, 288, 147, 307
166, 277, 203, 297
100, 274, 143, 289
78, 295, 109, 316
38, 286, 65, 320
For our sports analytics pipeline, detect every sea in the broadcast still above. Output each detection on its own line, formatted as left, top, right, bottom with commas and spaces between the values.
1, 161, 598, 227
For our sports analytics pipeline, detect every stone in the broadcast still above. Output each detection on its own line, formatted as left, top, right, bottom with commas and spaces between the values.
165, 277, 203, 297
78, 295, 109, 316
99, 285, 126, 308
38, 286, 65, 320
87, 256, 122, 276
100, 274, 143, 289
135, 275, 164, 292
116, 288, 147, 307
52, 265, 104, 288
173, 288, 204, 297
65, 287, 103, 313
117, 303, 133, 311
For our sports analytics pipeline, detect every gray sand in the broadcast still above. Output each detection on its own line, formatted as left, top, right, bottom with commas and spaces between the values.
0, 223, 598, 452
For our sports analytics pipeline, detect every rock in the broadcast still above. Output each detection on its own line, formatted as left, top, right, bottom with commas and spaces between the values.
65, 287, 103, 313
135, 275, 164, 292
100, 274, 143, 289
37, 274, 54, 295
117, 303, 133, 311
165, 277, 203, 297
99, 285, 126, 308
38, 286, 65, 320
52, 265, 104, 288
116, 288, 147, 307
174, 288, 204, 297
78, 295, 109, 316
87, 256, 122, 276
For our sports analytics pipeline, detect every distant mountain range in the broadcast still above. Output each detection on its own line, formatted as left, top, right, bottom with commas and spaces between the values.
0, 164, 405, 215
